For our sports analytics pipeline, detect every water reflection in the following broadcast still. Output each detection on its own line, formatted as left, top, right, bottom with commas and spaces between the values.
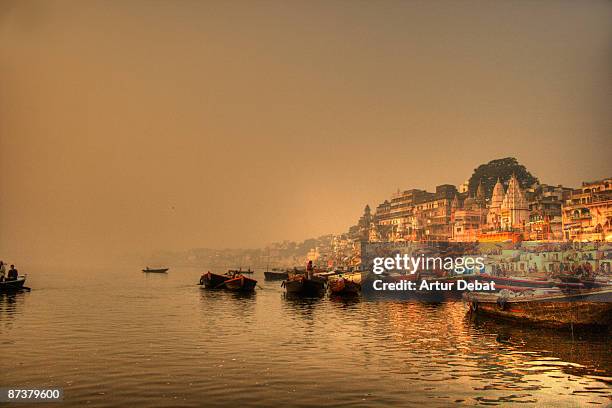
469, 314, 612, 377
0, 292, 27, 321
0, 267, 610, 407
280, 296, 320, 322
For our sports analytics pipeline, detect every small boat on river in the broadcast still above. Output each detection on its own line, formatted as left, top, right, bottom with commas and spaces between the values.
0, 277, 27, 293
228, 268, 253, 275
199, 272, 232, 289
328, 276, 360, 297
264, 270, 289, 280
282, 275, 326, 297
465, 287, 612, 328
222, 275, 257, 292
142, 267, 169, 273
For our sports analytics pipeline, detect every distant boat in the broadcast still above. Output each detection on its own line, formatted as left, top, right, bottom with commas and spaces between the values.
228, 268, 253, 275
465, 287, 612, 328
222, 275, 257, 292
264, 270, 289, 280
0, 277, 26, 292
142, 267, 169, 273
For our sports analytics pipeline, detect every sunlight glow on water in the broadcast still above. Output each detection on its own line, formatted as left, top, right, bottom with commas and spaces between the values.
1, 266, 610, 407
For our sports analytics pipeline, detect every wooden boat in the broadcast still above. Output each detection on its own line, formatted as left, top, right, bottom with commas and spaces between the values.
264, 270, 289, 280
199, 272, 231, 289
465, 287, 612, 328
314, 271, 338, 280
222, 275, 257, 292
328, 276, 360, 297
282, 276, 326, 297
228, 268, 253, 275
478, 274, 555, 290
142, 267, 169, 273
554, 275, 605, 290
0, 277, 26, 292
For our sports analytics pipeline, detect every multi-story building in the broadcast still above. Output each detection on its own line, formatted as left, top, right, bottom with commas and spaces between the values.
346, 173, 611, 247
415, 185, 457, 241
562, 178, 612, 242
526, 184, 572, 241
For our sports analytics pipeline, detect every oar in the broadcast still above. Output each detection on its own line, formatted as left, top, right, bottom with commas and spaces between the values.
22, 286, 32, 292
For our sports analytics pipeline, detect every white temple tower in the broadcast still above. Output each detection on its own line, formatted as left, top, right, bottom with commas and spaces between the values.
487, 178, 505, 228
500, 174, 529, 230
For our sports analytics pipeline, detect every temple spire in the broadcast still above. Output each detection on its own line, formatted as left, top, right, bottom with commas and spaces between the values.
490, 178, 504, 209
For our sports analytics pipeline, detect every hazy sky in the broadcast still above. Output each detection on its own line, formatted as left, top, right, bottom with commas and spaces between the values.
1, 1, 611, 264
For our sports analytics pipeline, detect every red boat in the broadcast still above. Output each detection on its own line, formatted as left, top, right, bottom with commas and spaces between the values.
222, 275, 257, 292
199, 272, 231, 289
329, 277, 360, 297
282, 275, 326, 297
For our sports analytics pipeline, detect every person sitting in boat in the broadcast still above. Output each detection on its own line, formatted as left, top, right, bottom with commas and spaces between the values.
0, 261, 5, 282
7, 265, 18, 281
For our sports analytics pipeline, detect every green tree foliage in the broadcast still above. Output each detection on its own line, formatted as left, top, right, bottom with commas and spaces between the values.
468, 157, 539, 199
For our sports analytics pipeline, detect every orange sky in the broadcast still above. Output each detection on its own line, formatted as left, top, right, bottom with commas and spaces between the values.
1, 1, 611, 265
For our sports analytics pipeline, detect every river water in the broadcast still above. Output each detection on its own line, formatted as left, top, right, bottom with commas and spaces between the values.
1, 266, 610, 407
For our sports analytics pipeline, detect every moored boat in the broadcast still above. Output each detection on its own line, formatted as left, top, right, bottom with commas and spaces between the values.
199, 272, 232, 289
0, 277, 27, 293
554, 275, 606, 290
282, 276, 326, 297
222, 275, 257, 292
264, 270, 289, 280
228, 268, 253, 275
477, 274, 555, 290
328, 276, 360, 297
142, 267, 169, 273
465, 287, 612, 328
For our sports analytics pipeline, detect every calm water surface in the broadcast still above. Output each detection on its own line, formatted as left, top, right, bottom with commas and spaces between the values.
1, 266, 610, 407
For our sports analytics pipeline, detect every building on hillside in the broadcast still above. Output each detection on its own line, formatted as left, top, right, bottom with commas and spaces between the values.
526, 184, 572, 241
562, 178, 612, 242
413, 185, 457, 241
373, 188, 432, 241
451, 181, 487, 242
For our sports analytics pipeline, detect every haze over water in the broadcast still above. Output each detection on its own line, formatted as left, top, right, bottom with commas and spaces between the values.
1, 266, 610, 407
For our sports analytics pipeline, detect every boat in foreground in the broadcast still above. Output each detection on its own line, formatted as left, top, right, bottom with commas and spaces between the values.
328, 275, 361, 297
222, 275, 257, 292
0, 277, 27, 293
282, 275, 326, 297
142, 267, 169, 273
199, 272, 232, 289
465, 287, 612, 328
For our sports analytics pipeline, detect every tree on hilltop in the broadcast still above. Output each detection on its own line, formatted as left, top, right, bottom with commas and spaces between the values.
468, 157, 538, 199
